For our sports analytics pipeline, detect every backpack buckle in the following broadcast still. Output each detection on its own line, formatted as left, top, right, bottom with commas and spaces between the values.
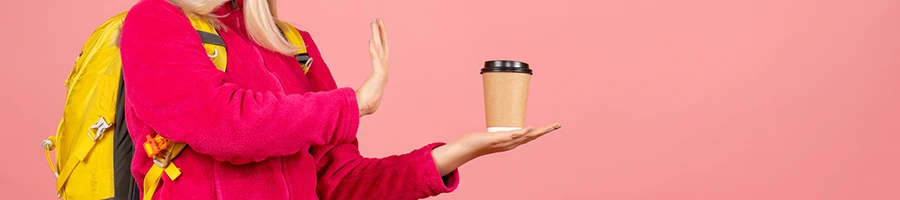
144, 135, 173, 167
88, 117, 110, 141
152, 151, 173, 168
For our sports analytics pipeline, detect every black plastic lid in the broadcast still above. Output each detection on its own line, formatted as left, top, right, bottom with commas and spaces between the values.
481, 60, 533, 75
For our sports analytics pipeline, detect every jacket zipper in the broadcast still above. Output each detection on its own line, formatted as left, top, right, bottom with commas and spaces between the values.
229, 5, 286, 92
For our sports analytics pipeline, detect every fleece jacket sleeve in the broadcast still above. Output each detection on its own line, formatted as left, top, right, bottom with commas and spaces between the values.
312, 142, 460, 199
118, 2, 359, 165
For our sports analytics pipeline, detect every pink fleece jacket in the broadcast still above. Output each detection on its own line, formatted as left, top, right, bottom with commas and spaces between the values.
119, 0, 459, 199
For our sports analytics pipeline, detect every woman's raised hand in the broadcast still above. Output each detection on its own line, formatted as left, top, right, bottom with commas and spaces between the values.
356, 18, 390, 117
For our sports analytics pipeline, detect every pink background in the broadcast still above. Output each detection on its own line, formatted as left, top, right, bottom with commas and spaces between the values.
2, 0, 899, 199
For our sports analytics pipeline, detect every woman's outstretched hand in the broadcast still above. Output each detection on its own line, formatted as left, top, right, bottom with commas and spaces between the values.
356, 18, 390, 117
431, 122, 563, 176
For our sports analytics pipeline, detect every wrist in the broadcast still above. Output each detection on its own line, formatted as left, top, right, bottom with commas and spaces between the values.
369, 72, 388, 84
447, 141, 479, 162
354, 92, 366, 117
431, 141, 476, 176
358, 101, 366, 117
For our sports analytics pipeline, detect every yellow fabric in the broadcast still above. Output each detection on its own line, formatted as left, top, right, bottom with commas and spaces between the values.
55, 122, 107, 193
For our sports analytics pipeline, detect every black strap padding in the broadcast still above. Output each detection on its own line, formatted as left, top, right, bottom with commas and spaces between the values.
198, 31, 226, 47
113, 69, 140, 200
278, 26, 287, 39
295, 53, 310, 64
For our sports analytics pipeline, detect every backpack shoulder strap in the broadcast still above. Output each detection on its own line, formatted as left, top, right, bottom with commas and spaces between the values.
140, 16, 225, 200
187, 18, 228, 72
276, 22, 312, 74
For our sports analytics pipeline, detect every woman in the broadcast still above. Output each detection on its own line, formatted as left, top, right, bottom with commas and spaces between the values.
119, 0, 561, 199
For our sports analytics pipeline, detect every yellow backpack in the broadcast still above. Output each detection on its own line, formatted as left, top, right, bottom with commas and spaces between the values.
41, 11, 311, 200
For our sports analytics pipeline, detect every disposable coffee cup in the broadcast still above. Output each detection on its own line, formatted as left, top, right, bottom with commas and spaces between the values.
481, 60, 533, 132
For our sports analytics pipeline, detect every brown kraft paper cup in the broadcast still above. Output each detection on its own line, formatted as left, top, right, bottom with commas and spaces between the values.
481, 60, 533, 132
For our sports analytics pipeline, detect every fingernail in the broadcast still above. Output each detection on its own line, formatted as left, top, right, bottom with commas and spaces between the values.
554, 125, 562, 130
376, 18, 380, 23
527, 128, 535, 133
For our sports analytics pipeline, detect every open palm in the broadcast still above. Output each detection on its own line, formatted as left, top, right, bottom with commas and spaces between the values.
356, 18, 389, 117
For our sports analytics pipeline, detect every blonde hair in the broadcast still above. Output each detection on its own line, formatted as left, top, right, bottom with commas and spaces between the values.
169, 0, 298, 55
